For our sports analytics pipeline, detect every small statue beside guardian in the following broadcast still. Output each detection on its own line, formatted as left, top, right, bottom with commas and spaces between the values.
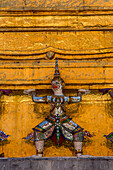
0, 90, 11, 157
99, 88, 113, 144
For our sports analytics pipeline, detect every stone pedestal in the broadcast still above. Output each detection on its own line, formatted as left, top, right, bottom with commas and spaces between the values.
0, 156, 113, 170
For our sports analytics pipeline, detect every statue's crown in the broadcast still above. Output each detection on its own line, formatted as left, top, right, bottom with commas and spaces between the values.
54, 59, 60, 77
52, 60, 65, 87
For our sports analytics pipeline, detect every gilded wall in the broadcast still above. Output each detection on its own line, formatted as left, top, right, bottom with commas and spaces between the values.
1, 92, 113, 157
0, 1, 113, 157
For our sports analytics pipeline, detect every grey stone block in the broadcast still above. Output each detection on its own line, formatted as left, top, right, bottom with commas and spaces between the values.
51, 160, 74, 170
73, 159, 94, 170
108, 160, 113, 170
0, 156, 113, 170
11, 159, 31, 170
31, 159, 51, 170
93, 159, 109, 170
0, 159, 10, 170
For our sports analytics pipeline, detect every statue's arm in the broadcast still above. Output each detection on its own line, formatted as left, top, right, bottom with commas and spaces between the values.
68, 93, 82, 103
23, 89, 52, 103
32, 93, 47, 103
66, 89, 90, 104
32, 92, 51, 103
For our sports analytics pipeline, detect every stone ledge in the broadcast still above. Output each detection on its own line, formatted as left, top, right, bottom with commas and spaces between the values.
0, 156, 113, 170
5, 156, 113, 160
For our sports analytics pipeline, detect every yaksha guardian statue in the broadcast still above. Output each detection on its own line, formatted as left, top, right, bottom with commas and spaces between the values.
24, 60, 90, 157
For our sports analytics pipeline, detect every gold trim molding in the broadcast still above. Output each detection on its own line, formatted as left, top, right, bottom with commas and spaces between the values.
0, 47, 113, 60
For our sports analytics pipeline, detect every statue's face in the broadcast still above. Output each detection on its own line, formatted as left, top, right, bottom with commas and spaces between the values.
52, 79, 63, 93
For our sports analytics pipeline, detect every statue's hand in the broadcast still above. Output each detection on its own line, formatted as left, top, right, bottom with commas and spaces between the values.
23, 89, 36, 95
78, 89, 91, 95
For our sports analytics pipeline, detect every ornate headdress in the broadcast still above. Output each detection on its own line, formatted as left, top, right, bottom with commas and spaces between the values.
51, 59, 65, 87
54, 59, 60, 77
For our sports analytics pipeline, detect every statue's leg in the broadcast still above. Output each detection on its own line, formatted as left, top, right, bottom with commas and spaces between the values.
34, 131, 45, 157
61, 119, 83, 156
73, 132, 83, 157
33, 120, 54, 157
35, 140, 44, 157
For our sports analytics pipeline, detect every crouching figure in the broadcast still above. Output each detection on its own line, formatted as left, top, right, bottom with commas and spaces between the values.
24, 60, 91, 157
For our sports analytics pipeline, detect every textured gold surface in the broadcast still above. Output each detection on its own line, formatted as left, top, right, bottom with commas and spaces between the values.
0, 31, 112, 52
0, 59, 113, 89
0, 0, 113, 10
0, 10, 112, 89
1, 14, 113, 31
0, 0, 113, 158
0, 92, 113, 157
